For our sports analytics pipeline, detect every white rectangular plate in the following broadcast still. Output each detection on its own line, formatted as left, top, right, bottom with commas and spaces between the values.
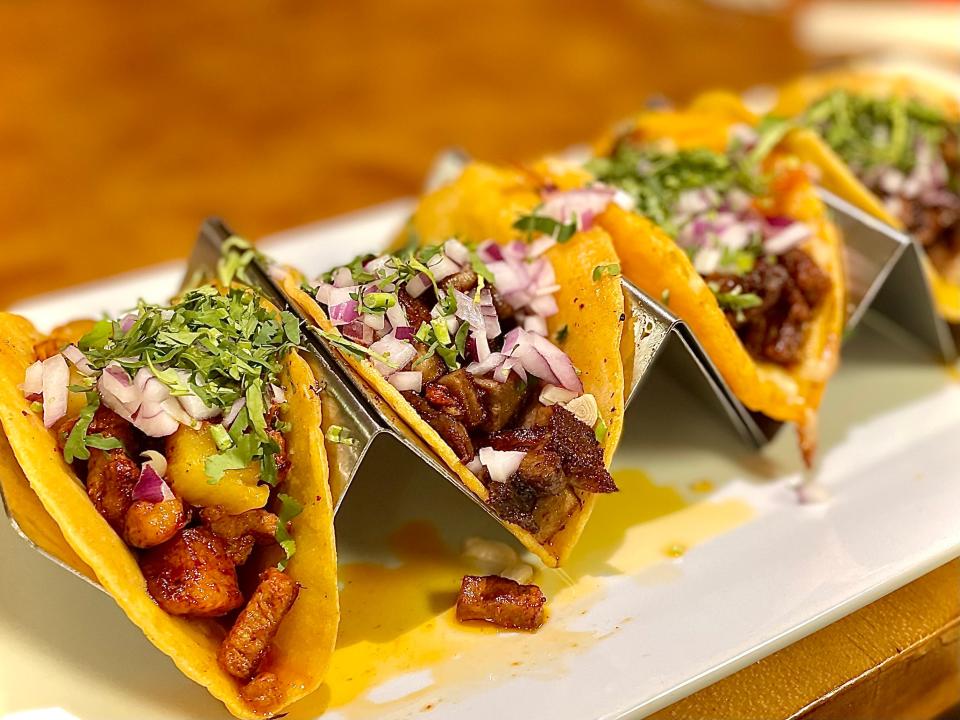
2, 201, 959, 720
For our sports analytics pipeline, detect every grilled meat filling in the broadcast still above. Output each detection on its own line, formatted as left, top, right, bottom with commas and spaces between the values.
706, 248, 831, 366
456, 575, 546, 630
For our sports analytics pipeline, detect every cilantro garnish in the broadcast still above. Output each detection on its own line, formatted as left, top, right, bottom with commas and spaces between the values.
217, 236, 259, 287
555, 325, 569, 344
326, 425, 358, 446
711, 286, 763, 314
513, 213, 578, 243
275, 493, 303, 571
593, 263, 621, 281
594, 415, 608, 444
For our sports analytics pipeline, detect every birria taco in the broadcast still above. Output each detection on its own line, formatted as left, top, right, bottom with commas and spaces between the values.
279, 194, 625, 568
773, 71, 960, 321
0, 284, 338, 719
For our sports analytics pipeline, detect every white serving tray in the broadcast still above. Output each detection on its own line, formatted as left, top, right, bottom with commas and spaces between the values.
2, 201, 960, 720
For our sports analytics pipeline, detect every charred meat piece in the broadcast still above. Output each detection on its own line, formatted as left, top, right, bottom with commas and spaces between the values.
456, 575, 546, 630
219, 568, 300, 680
397, 288, 433, 332
124, 497, 187, 549
140, 527, 244, 617
706, 248, 831, 366
545, 405, 617, 494
403, 391, 474, 461
514, 449, 565, 496
425, 369, 487, 428
489, 288, 515, 322
86, 448, 139, 532
475, 374, 530, 433
486, 479, 540, 532
413, 340, 446, 384
224, 536, 256, 566
487, 425, 550, 453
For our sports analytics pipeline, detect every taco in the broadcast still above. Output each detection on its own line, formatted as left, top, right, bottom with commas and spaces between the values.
501, 97, 844, 462
773, 70, 960, 321
0, 284, 338, 719
279, 187, 625, 567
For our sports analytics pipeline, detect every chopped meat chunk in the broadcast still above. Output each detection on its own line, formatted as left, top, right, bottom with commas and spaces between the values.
124, 497, 186, 549
86, 448, 139, 532
545, 405, 617, 494
403, 391, 474, 461
515, 449, 565, 496
444, 266, 478, 293
397, 288, 433, 332
140, 527, 244, 617
456, 575, 546, 630
429, 369, 486, 428
487, 425, 550, 452
486, 480, 540, 532
219, 568, 300, 680
240, 672, 284, 715
489, 288, 515, 322
413, 340, 446, 384
706, 248, 831, 366
474, 374, 530, 433
224, 536, 256, 566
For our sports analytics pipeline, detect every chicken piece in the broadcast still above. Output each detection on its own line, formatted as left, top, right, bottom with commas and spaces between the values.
224, 536, 256, 566
456, 575, 546, 630
240, 672, 284, 715
88, 406, 139, 453
139, 528, 244, 617
218, 568, 300, 680
86, 448, 139, 532
124, 497, 186, 549
201, 506, 279, 542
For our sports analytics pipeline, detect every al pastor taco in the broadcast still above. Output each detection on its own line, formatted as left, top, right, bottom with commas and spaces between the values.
278, 186, 625, 567
773, 70, 960, 320
0, 283, 338, 719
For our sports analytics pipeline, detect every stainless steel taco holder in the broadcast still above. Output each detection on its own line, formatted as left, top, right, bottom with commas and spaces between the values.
0, 183, 953, 587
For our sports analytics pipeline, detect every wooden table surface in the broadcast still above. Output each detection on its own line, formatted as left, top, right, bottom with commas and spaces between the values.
1, 2, 957, 718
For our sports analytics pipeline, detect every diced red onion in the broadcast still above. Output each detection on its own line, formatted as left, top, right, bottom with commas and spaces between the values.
342, 321, 374, 344
41, 354, 69, 428
388, 371, 423, 393
478, 447, 526, 484
329, 300, 360, 326
119, 314, 137, 333
223, 397, 246, 427
21, 360, 43, 396
443, 239, 471, 265
478, 241, 503, 262
405, 272, 431, 298
314, 282, 335, 305
385, 303, 408, 332
332, 267, 355, 288
523, 315, 549, 336
140, 449, 168, 478
528, 294, 559, 318
539, 186, 616, 231
62, 345, 95, 376
132, 464, 174, 503
427, 254, 461, 282
369, 333, 419, 377
527, 236, 556, 258
765, 222, 812, 255
394, 326, 414, 341
453, 289, 486, 334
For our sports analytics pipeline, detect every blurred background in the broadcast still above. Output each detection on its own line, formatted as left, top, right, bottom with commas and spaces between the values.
1, 0, 958, 307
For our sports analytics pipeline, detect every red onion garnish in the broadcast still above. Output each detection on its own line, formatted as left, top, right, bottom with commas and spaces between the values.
223, 397, 246, 427
329, 300, 360, 326
539, 185, 616, 231
368, 332, 419, 377
405, 272, 431, 298
62, 345, 95, 376
132, 463, 175, 503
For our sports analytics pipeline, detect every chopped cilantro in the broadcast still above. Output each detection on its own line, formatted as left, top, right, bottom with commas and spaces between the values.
555, 325, 569, 344
513, 213, 578, 243
84, 434, 124, 451
593, 263, 621, 281
275, 493, 303, 571
661, 288, 671, 306
326, 425, 358, 446
594, 415, 608, 444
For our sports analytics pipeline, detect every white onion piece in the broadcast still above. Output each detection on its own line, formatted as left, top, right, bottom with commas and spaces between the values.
62, 345, 95, 376
462, 536, 518, 571
223, 397, 246, 427
388, 371, 422, 393
327, 286, 359, 308
362, 312, 386, 332
268, 383, 286, 405
539, 384, 578, 406
453, 289, 486, 334
564, 393, 599, 428
41, 354, 69, 428
465, 456, 484, 477
478, 447, 526, 484
427, 254, 460, 282
369, 333, 418, 377
528, 294, 559, 318
527, 236, 556, 258
443, 239, 471, 265
21, 360, 43, 396
314, 282, 335, 305
385, 302, 408, 331
178, 393, 220, 421
405, 272, 431, 298
466, 350, 505, 377
523, 315, 548, 336
332, 267, 354, 288
140, 450, 168, 479
765, 222, 812, 255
